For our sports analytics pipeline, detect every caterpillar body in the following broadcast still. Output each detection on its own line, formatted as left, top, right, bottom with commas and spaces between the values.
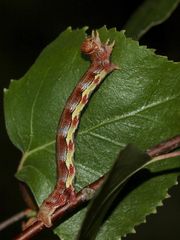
37, 31, 118, 227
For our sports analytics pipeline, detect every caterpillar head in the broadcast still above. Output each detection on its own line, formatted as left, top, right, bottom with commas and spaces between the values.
81, 30, 118, 69
80, 30, 101, 55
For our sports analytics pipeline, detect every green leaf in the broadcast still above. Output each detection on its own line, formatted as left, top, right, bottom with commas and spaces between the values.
77, 145, 151, 240
124, 0, 180, 39
4, 27, 180, 239
77, 145, 180, 240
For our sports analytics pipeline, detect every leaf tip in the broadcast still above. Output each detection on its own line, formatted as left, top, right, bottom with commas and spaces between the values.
152, 208, 157, 214
66, 26, 72, 31
131, 228, 136, 234
82, 26, 89, 31
143, 218, 147, 223
121, 29, 126, 35
157, 201, 163, 207
174, 180, 179, 185
123, 227, 136, 238
3, 88, 8, 94
165, 193, 171, 199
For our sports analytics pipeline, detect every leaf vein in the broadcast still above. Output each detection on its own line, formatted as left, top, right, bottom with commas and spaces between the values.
19, 140, 55, 170
88, 132, 126, 147
27, 67, 51, 151
79, 94, 180, 135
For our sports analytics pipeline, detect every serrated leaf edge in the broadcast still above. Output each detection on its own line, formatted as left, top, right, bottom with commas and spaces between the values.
122, 178, 179, 238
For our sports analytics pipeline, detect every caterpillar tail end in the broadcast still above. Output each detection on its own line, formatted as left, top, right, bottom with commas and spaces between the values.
37, 186, 76, 227
37, 203, 55, 228
37, 191, 67, 227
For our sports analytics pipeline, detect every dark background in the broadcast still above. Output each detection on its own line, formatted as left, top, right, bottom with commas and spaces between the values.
0, 0, 180, 239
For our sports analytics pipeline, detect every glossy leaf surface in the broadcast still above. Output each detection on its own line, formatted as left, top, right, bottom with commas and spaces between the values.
4, 27, 180, 239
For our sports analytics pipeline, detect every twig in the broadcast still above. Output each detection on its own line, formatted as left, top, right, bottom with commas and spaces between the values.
14, 135, 180, 240
0, 209, 31, 231
150, 151, 180, 162
14, 176, 105, 240
147, 135, 180, 157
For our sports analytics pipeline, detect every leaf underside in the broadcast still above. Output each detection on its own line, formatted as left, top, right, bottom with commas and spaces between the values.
124, 0, 180, 39
77, 145, 151, 240
4, 27, 180, 239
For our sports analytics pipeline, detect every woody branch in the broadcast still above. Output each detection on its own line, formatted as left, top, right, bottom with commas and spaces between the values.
13, 134, 180, 240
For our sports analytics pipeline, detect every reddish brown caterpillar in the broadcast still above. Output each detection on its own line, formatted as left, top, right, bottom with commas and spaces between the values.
37, 30, 118, 227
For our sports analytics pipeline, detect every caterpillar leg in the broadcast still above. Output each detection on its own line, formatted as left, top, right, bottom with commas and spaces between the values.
37, 186, 67, 227
37, 188, 77, 227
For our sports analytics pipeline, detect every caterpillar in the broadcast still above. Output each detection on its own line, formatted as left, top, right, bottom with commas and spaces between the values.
37, 30, 118, 227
